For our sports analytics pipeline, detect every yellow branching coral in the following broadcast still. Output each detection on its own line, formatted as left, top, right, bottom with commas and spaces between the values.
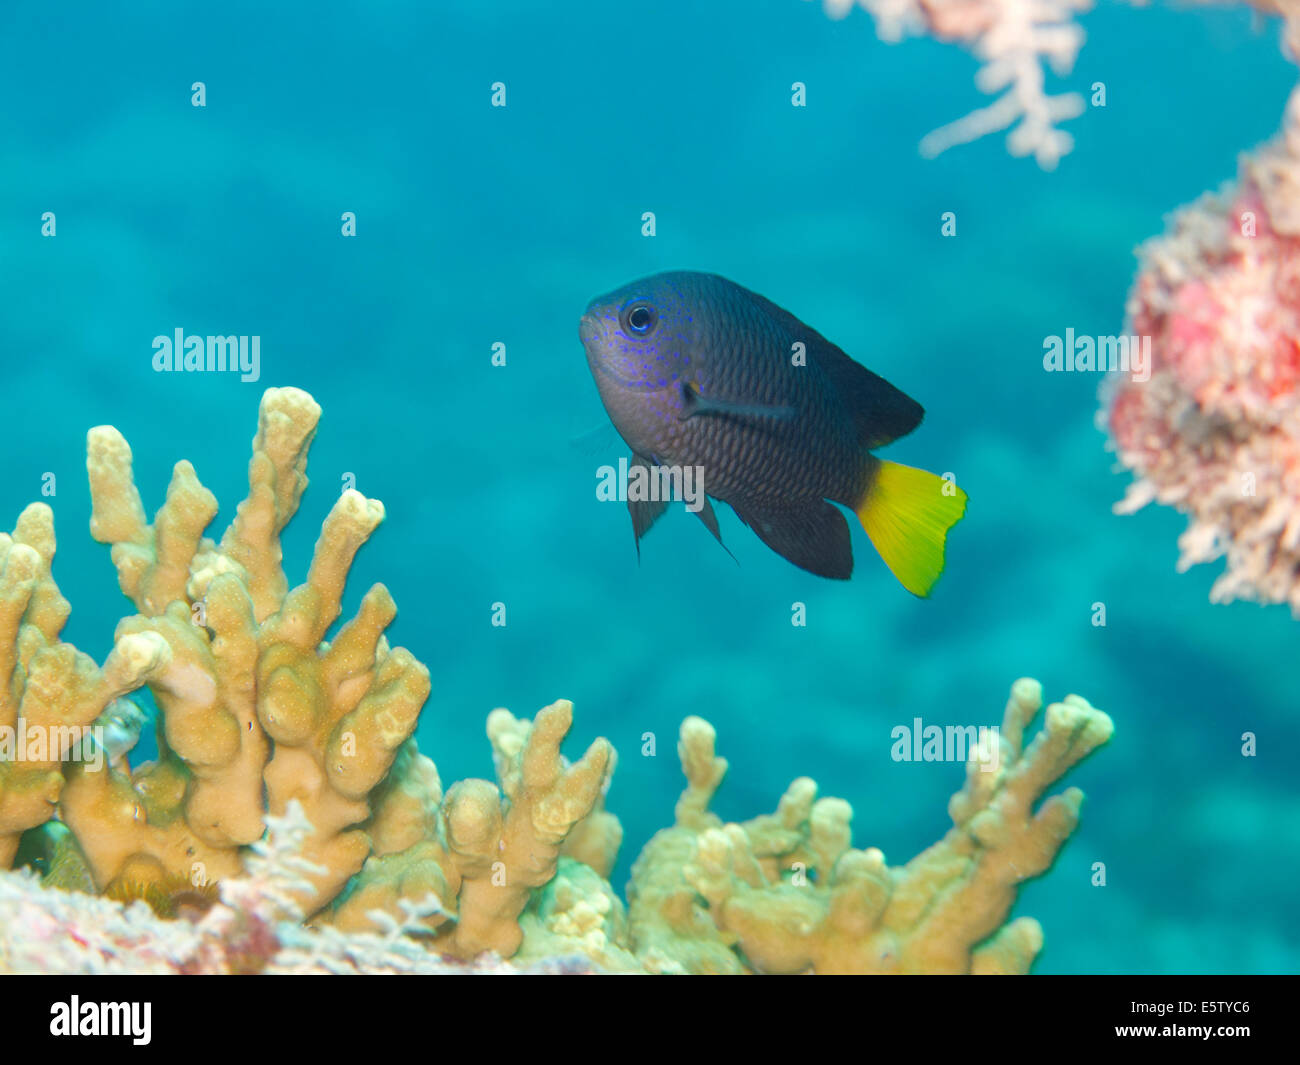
330, 699, 617, 959
0, 505, 169, 868
443, 702, 614, 957
3, 387, 430, 916
627, 679, 1113, 974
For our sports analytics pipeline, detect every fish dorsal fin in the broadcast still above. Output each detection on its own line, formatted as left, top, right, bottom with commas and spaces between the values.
741, 285, 924, 450
813, 340, 924, 450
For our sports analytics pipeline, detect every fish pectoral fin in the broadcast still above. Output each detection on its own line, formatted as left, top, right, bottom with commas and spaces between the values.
731, 499, 854, 580
569, 421, 621, 456
678, 381, 795, 423
627, 454, 670, 560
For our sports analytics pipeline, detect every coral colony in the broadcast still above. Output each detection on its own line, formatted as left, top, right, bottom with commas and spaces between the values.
1105, 84, 1300, 615
0, 389, 1113, 973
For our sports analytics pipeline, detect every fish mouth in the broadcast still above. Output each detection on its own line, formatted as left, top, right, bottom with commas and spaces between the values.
579, 312, 601, 348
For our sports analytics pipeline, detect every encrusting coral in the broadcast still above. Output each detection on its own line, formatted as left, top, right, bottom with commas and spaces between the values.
0, 801, 593, 974
0, 388, 1111, 973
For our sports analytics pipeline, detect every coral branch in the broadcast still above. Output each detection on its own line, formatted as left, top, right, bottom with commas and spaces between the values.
327, 699, 618, 960
813, 0, 1090, 168
0, 505, 163, 868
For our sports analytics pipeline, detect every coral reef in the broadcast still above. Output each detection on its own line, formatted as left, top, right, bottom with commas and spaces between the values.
0, 389, 1111, 973
1104, 83, 1300, 614
1, 677, 1111, 974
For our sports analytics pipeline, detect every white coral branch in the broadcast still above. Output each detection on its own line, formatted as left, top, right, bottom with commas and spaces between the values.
811, 0, 1091, 168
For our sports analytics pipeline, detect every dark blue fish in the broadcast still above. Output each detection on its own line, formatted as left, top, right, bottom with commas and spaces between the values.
580, 271, 967, 594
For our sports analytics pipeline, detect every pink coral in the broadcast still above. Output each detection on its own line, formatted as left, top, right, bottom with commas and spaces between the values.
1104, 87, 1300, 614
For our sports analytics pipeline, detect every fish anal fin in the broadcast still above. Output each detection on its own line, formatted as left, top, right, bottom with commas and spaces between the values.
732, 498, 854, 580
693, 496, 737, 564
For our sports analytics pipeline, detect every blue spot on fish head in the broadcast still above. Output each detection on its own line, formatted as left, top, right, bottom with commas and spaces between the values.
579, 273, 701, 391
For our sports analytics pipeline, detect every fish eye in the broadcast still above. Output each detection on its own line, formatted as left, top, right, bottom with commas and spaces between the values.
623, 302, 657, 336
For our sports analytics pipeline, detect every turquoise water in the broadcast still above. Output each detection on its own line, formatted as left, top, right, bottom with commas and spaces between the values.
2, 0, 1297, 973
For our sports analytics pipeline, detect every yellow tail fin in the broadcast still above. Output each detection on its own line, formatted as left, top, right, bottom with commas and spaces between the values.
856, 461, 967, 597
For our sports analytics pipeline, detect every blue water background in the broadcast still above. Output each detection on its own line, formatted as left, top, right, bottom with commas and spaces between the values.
1, 0, 1297, 972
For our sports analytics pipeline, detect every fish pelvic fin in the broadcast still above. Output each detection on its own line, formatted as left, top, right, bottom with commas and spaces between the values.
856, 461, 967, 597
626, 456, 736, 566
627, 454, 670, 560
